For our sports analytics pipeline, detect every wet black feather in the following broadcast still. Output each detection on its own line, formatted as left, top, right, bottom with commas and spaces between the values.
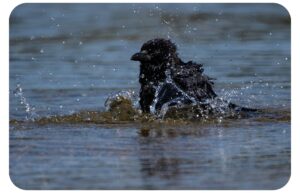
132, 38, 218, 113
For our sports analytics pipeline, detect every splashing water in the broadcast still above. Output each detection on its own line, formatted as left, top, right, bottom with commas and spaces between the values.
13, 84, 37, 121
148, 75, 257, 121
104, 86, 240, 122
10, 83, 259, 125
105, 90, 139, 111
147, 68, 240, 120
150, 69, 198, 117
9, 77, 281, 125
10, 87, 289, 126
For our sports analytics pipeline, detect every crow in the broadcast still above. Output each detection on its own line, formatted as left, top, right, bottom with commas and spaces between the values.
131, 38, 255, 114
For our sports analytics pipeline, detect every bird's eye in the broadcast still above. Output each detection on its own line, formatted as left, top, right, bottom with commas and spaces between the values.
141, 50, 148, 54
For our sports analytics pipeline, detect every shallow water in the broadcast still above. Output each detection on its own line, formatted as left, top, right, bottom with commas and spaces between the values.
9, 3, 290, 189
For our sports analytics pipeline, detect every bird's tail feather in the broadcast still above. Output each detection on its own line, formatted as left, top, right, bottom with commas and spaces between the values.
228, 102, 258, 112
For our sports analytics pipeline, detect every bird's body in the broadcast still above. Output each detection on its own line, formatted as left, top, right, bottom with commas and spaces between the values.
138, 58, 167, 112
131, 38, 256, 114
171, 60, 217, 101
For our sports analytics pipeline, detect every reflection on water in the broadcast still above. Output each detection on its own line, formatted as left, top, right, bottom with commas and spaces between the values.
9, 122, 290, 189
9, 3, 290, 190
136, 122, 290, 189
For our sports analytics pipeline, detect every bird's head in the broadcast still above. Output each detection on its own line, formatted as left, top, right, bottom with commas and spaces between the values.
131, 38, 178, 64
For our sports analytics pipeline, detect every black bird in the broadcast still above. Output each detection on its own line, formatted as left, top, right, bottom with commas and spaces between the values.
131, 38, 255, 114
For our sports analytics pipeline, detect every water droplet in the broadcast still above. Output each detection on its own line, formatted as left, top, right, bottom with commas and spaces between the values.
56, 24, 60, 27
285, 57, 288, 61
76, 98, 80, 102
269, 32, 272, 36
62, 41, 66, 44
31, 57, 36, 61
40, 49, 44, 53
79, 41, 83, 45
59, 105, 63, 109
122, 25, 126, 29
14, 84, 37, 120
162, 19, 169, 25
217, 116, 223, 123
215, 18, 219, 22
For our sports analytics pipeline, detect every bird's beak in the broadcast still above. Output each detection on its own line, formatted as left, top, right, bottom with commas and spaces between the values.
131, 52, 151, 62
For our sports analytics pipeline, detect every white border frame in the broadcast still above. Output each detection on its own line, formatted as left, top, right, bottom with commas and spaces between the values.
1, 0, 297, 192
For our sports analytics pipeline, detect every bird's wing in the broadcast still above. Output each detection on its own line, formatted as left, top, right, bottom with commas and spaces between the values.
172, 62, 217, 102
